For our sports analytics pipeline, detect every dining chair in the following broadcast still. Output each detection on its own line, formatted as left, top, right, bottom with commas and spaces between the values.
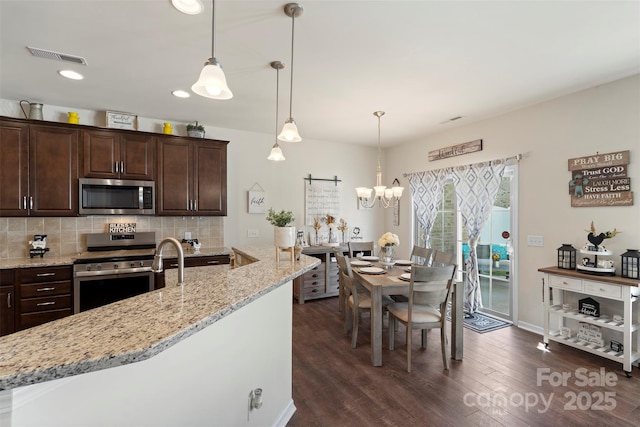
387, 264, 457, 372
410, 245, 434, 266
432, 250, 455, 266
348, 241, 374, 258
335, 252, 393, 348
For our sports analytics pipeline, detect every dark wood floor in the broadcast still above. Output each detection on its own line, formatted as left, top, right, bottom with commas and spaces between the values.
287, 297, 640, 426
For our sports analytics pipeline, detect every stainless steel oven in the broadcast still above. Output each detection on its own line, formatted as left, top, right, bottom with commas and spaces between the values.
73, 232, 156, 313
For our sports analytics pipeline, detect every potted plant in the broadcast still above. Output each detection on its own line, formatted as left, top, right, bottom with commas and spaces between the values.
266, 208, 296, 248
186, 121, 205, 138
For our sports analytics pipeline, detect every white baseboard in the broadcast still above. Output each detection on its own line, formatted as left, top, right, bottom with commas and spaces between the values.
516, 321, 543, 335
274, 399, 297, 427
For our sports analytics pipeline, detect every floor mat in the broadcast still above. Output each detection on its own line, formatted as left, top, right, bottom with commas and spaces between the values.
447, 309, 510, 333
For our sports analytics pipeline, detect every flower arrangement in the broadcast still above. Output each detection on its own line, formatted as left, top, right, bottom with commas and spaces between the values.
337, 218, 348, 244
492, 253, 501, 262
266, 208, 294, 227
378, 232, 400, 248
325, 214, 336, 228
311, 216, 322, 245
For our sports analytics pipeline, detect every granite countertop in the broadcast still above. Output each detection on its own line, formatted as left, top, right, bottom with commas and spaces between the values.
0, 247, 233, 270
0, 246, 320, 391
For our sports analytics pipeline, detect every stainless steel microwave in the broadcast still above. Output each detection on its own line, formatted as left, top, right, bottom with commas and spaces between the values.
79, 178, 155, 215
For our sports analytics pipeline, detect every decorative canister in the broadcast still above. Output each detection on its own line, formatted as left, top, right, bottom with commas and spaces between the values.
68, 111, 79, 124
163, 122, 173, 134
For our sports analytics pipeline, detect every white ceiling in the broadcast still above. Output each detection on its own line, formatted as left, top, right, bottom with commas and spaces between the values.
1, 0, 639, 147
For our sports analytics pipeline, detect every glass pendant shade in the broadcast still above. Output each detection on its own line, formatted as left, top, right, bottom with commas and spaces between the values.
191, 58, 233, 99
355, 111, 404, 208
268, 143, 285, 161
172, 0, 204, 14
278, 118, 301, 142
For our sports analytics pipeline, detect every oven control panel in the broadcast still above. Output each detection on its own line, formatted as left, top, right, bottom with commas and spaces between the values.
73, 259, 154, 277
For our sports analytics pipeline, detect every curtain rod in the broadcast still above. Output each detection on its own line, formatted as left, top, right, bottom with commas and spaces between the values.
403, 154, 522, 178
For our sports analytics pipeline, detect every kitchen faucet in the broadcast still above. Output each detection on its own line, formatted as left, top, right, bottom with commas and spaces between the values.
153, 237, 184, 285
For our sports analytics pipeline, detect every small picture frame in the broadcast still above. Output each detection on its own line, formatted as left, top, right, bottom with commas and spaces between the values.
106, 111, 138, 130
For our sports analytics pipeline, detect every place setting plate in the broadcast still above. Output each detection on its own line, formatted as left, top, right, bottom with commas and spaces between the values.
351, 260, 372, 267
395, 259, 413, 266
399, 273, 411, 281
359, 267, 386, 275
359, 255, 379, 262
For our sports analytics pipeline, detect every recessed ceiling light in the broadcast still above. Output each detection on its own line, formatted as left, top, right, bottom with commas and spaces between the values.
58, 69, 84, 80
171, 0, 203, 15
172, 90, 191, 98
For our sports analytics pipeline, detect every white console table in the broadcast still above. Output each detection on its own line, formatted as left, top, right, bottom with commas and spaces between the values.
539, 266, 639, 377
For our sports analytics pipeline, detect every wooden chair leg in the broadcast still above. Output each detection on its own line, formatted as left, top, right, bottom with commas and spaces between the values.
344, 303, 352, 334
388, 316, 396, 350
406, 324, 412, 373
351, 308, 359, 349
441, 327, 449, 370
421, 329, 428, 349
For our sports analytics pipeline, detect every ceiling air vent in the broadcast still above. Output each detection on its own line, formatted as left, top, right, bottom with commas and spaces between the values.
27, 47, 87, 65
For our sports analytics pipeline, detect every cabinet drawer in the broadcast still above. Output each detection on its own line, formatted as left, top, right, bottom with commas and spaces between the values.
21, 281, 71, 298
21, 294, 71, 313
302, 278, 324, 289
19, 308, 72, 330
20, 266, 72, 283
549, 275, 582, 291
303, 268, 325, 281
303, 283, 325, 297
583, 280, 621, 299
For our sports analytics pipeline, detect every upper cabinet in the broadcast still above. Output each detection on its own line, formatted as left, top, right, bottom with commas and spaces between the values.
156, 137, 228, 216
83, 130, 155, 180
0, 118, 78, 217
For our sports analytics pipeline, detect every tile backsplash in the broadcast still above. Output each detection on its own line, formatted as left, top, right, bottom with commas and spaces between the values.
0, 216, 224, 259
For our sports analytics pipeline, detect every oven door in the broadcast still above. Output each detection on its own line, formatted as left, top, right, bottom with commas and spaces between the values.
73, 271, 154, 313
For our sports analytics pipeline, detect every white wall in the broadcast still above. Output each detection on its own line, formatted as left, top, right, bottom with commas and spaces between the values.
385, 74, 640, 329
0, 99, 386, 249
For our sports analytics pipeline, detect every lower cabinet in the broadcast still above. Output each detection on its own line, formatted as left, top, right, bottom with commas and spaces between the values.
540, 266, 640, 375
155, 255, 231, 289
0, 270, 16, 337
18, 266, 73, 331
293, 246, 346, 304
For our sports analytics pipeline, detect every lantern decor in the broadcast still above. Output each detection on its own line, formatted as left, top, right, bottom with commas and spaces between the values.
557, 244, 576, 270
620, 249, 640, 279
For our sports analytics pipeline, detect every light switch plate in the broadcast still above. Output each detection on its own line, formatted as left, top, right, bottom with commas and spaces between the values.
184, 231, 192, 239
247, 229, 259, 238
527, 235, 544, 247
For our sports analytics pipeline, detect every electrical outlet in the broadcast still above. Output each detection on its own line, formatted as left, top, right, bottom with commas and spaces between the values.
184, 231, 192, 240
527, 235, 544, 247
247, 229, 259, 238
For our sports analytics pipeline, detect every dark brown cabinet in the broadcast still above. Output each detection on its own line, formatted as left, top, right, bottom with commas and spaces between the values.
0, 270, 16, 337
0, 118, 78, 216
83, 130, 155, 180
17, 265, 73, 331
156, 137, 227, 216
155, 255, 231, 288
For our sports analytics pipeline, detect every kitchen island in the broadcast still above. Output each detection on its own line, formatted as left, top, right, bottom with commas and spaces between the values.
0, 246, 319, 427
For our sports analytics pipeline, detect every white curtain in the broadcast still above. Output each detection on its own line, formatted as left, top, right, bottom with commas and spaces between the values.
407, 169, 449, 247
451, 159, 507, 314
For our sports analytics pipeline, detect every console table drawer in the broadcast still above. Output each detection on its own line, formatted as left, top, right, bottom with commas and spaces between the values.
549, 275, 582, 291
584, 280, 621, 299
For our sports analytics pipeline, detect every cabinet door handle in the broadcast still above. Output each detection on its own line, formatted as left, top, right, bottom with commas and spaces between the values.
36, 272, 56, 277
23, 196, 27, 210
37, 287, 55, 292
206, 260, 220, 265
7, 292, 11, 309
37, 301, 56, 306
169, 263, 179, 268
29, 196, 33, 209
193, 200, 197, 211
120, 161, 124, 174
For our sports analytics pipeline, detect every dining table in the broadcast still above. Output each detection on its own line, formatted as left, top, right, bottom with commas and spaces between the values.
351, 258, 463, 367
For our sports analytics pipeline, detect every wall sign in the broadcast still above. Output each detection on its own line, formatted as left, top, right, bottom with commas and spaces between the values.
428, 139, 482, 161
247, 183, 266, 214
568, 150, 633, 207
106, 111, 137, 130
304, 176, 341, 225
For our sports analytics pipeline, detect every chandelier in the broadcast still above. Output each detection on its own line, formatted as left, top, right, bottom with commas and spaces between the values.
355, 111, 404, 208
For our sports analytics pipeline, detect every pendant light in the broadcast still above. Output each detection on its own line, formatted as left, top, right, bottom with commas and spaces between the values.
277, 3, 303, 142
191, 0, 233, 100
355, 111, 404, 208
268, 61, 286, 161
